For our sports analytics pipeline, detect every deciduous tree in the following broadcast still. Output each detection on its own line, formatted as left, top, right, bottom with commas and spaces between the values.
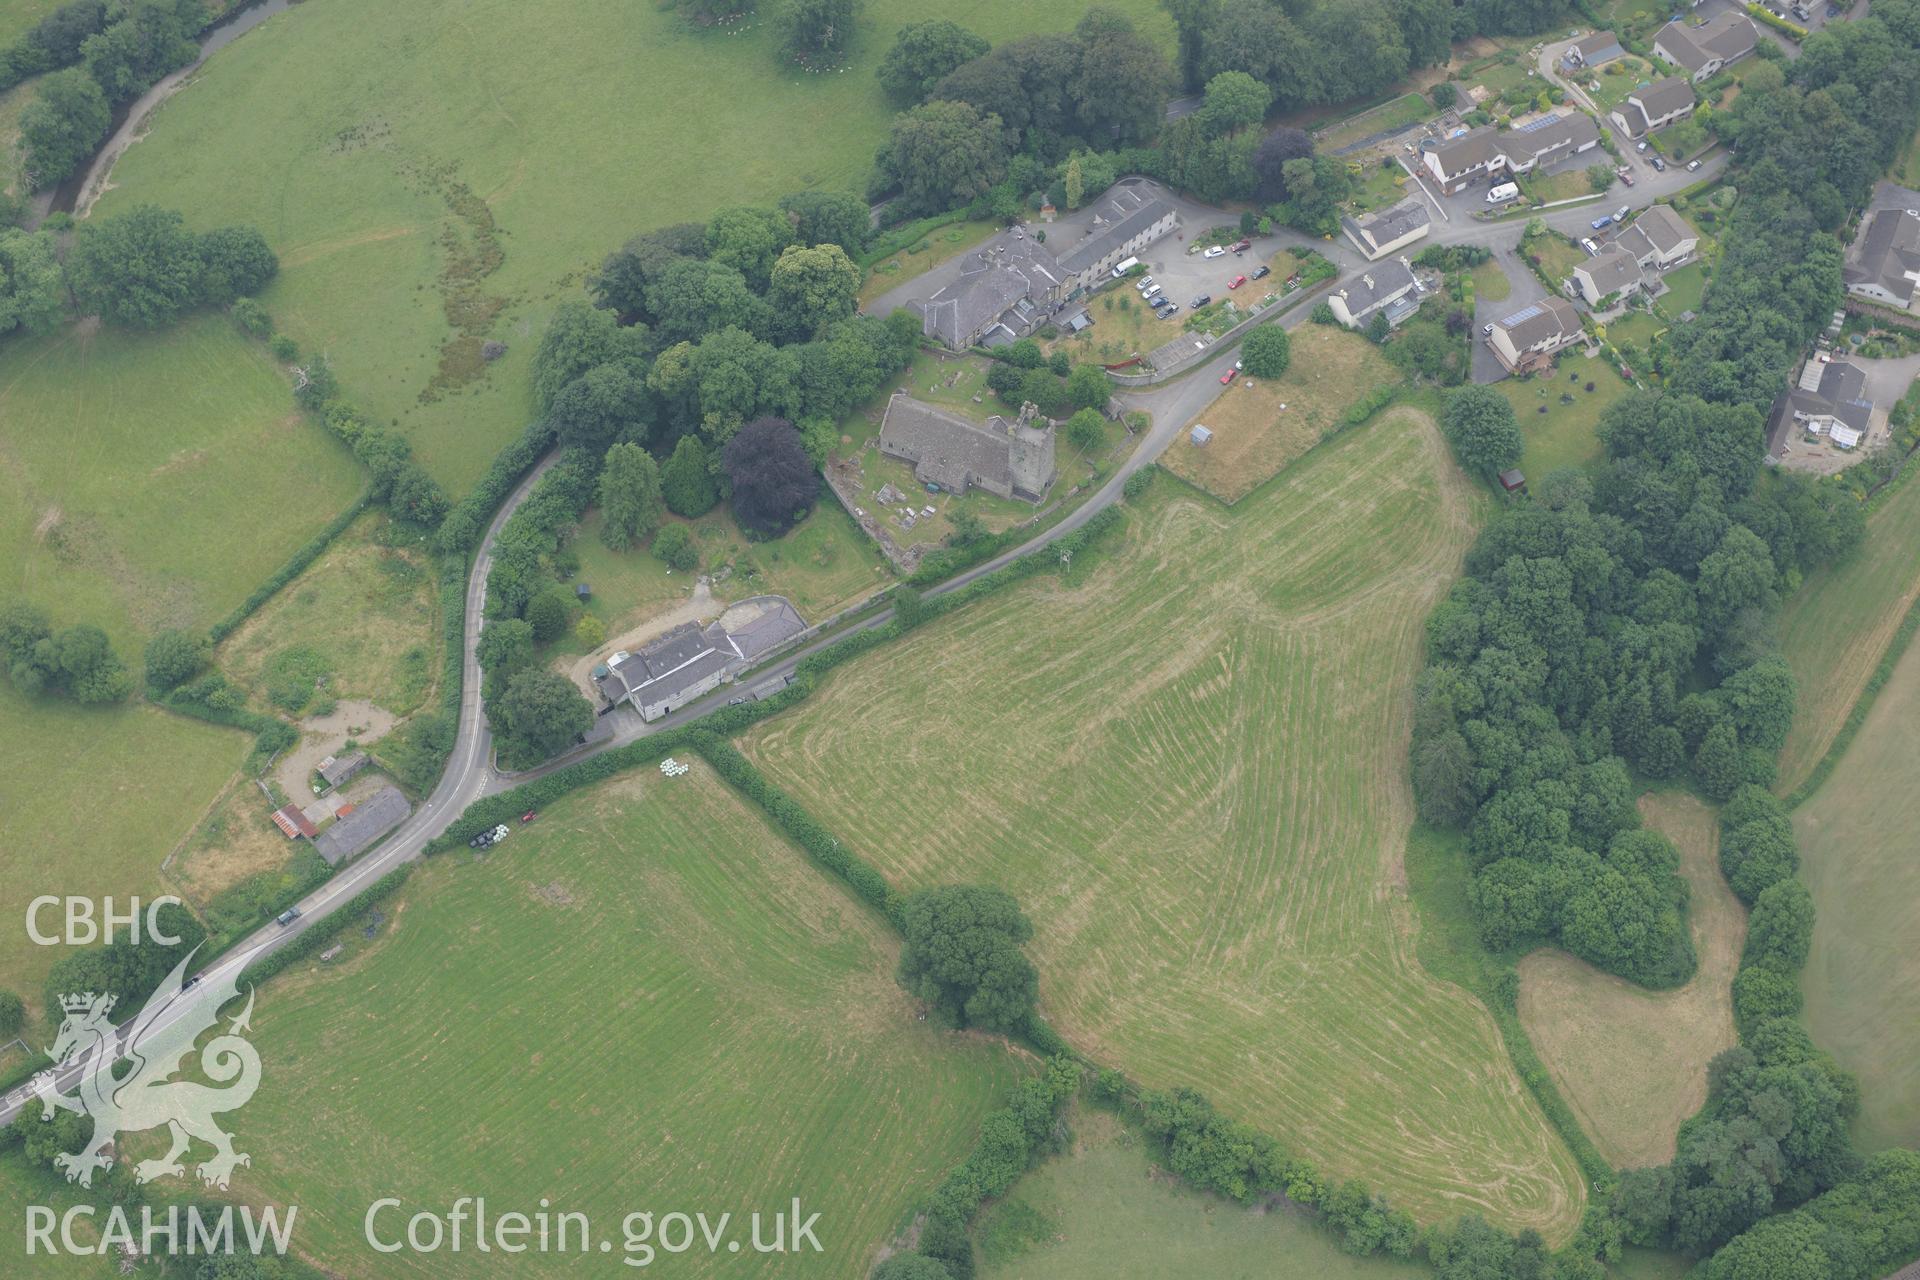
597, 442, 664, 550
721, 416, 818, 538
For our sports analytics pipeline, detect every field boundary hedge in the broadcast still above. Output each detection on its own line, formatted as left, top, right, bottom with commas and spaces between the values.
1486, 965, 1619, 1194
240, 865, 413, 987
207, 493, 371, 643
1782, 592, 1920, 811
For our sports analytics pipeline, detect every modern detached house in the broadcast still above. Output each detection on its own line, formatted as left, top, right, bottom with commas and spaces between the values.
1341, 197, 1431, 261
1571, 246, 1645, 308
1844, 188, 1920, 313
1422, 113, 1601, 194
1488, 297, 1584, 374
1615, 204, 1700, 272
1653, 13, 1758, 83
1609, 76, 1696, 140
1561, 30, 1625, 71
1327, 258, 1419, 331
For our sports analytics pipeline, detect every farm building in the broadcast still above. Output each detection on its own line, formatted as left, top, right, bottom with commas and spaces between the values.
270, 805, 318, 840
596, 598, 806, 723
877, 393, 1057, 503
312, 785, 412, 866
316, 751, 368, 791
1498, 469, 1528, 495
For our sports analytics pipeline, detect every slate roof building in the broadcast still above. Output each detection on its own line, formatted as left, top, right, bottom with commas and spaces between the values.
1609, 76, 1696, 138
876, 394, 1057, 502
1326, 258, 1420, 330
1422, 113, 1601, 193
316, 751, 368, 791
1053, 185, 1179, 288
1562, 30, 1625, 69
313, 785, 412, 866
1844, 191, 1920, 312
1488, 297, 1584, 373
1341, 197, 1432, 261
914, 229, 1069, 349
594, 598, 807, 724
1653, 13, 1759, 82
1571, 246, 1646, 307
1767, 359, 1874, 456
1614, 204, 1700, 270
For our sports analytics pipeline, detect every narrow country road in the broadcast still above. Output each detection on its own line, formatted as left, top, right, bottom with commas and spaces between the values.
0, 132, 1722, 1125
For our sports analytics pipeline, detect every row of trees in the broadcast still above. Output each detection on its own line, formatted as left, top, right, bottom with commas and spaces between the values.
0, 600, 135, 704
10, 0, 211, 190
0, 203, 277, 341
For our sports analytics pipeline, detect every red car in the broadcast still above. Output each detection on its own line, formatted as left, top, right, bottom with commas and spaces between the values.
1220, 368, 1239, 385
1228, 274, 1247, 289
1231, 238, 1251, 252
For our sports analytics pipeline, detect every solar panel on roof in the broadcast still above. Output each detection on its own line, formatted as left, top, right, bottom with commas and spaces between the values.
1513, 113, 1565, 134
1500, 303, 1544, 327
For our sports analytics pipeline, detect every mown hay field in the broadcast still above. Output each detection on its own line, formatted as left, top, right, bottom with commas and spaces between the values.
1515, 793, 1745, 1169
1773, 472, 1920, 795
1796, 634, 1920, 1153
220, 765, 1027, 1278
746, 409, 1590, 1239
99, 0, 1173, 496
976, 1106, 1427, 1280
1160, 327, 1396, 504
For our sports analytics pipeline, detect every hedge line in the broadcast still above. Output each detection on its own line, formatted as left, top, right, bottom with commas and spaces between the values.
161, 685, 298, 775
1486, 965, 1619, 1194
1746, 3, 1807, 37
207, 493, 371, 643
240, 865, 414, 987
433, 421, 555, 555
856, 209, 972, 269
690, 733, 901, 921
1782, 593, 1920, 811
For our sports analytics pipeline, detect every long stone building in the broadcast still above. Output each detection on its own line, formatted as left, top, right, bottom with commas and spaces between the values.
876, 394, 1057, 503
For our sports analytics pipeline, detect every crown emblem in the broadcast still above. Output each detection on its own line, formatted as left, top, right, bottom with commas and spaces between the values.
61, 991, 113, 1015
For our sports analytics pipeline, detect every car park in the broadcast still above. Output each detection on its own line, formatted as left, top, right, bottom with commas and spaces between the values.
1220, 368, 1239, 385
1228, 274, 1247, 289
1252, 265, 1271, 279
1191, 294, 1211, 307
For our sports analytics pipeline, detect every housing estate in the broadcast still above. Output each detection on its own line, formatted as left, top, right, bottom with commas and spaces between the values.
1609, 76, 1696, 139
1844, 190, 1920, 313
909, 183, 1178, 349
1653, 13, 1758, 82
1571, 246, 1646, 307
1326, 259, 1420, 330
1421, 112, 1602, 194
1341, 197, 1431, 261
1561, 30, 1625, 70
596, 598, 806, 723
1767, 358, 1874, 457
1487, 297, 1584, 374
877, 394, 1057, 502
1614, 204, 1699, 271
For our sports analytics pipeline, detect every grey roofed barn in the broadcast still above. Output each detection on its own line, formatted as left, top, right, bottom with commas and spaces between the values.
317, 751, 368, 789
313, 785, 412, 866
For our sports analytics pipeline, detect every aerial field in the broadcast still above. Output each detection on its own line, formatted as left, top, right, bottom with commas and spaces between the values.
1773, 471, 1920, 794
1160, 327, 1396, 503
221, 766, 1026, 1278
0, 688, 243, 1017
1515, 793, 1745, 1169
99, 0, 1173, 496
976, 1106, 1427, 1280
747, 410, 1589, 1239
1796, 634, 1920, 1152
1502, 360, 1629, 481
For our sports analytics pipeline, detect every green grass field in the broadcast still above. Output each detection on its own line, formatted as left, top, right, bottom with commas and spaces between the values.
1471, 259, 1512, 302
975, 1106, 1427, 1279
0, 314, 364, 655
223, 765, 1027, 1277
1503, 360, 1629, 480
99, 0, 1172, 497
0, 688, 244, 1015
0, 0, 62, 48
0, 1149, 115, 1277
1774, 472, 1920, 794
1653, 262, 1707, 316
1315, 92, 1432, 151
1796, 632, 1920, 1152
746, 410, 1590, 1240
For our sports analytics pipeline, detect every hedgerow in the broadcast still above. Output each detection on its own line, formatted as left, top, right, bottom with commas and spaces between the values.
240, 865, 414, 987
206, 493, 371, 643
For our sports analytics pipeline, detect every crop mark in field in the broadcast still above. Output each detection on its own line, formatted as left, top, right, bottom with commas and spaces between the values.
279, 226, 418, 269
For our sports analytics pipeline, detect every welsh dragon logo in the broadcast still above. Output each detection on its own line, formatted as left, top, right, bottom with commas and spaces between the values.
33, 946, 262, 1190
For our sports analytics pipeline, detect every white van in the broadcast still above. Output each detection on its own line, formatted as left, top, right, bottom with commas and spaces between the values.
1486, 182, 1520, 204
1111, 256, 1140, 279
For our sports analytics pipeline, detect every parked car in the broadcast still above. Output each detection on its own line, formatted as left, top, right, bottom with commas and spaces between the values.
727, 696, 749, 706
276, 907, 302, 926
1580, 237, 1600, 255
1649, 155, 1666, 171
1228, 274, 1247, 289
1136, 275, 1155, 291
1191, 294, 1212, 307
1636, 140, 1649, 152
1252, 265, 1272, 279
1591, 215, 1613, 230
1220, 368, 1239, 385
1231, 238, 1251, 252
1482, 322, 1495, 336
1686, 159, 1702, 172
1157, 303, 1179, 317
1203, 245, 1227, 258
1614, 205, 1630, 222
1618, 170, 1635, 187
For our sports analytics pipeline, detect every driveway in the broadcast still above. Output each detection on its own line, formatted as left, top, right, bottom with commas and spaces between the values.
1851, 350, 1920, 406
1472, 245, 1552, 384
